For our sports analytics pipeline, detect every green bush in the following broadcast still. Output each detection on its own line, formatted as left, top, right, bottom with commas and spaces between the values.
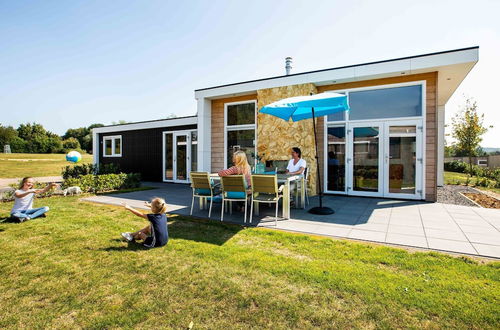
97, 163, 121, 175
444, 160, 468, 173
62, 173, 141, 193
62, 164, 96, 180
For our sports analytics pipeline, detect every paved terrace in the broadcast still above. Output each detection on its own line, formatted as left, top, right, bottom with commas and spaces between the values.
82, 182, 500, 259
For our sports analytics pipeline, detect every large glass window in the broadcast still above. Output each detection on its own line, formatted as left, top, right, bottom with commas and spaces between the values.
227, 102, 256, 126
225, 101, 256, 167
349, 85, 422, 120
103, 135, 122, 157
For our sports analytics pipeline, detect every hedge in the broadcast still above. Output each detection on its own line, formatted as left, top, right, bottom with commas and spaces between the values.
62, 173, 141, 193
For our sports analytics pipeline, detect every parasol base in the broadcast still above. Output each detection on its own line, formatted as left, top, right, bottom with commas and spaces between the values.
308, 206, 335, 215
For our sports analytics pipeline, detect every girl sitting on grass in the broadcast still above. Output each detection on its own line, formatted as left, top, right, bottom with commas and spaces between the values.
121, 197, 169, 248
11, 177, 57, 223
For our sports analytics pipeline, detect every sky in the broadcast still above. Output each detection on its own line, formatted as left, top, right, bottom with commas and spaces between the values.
0, 0, 499, 147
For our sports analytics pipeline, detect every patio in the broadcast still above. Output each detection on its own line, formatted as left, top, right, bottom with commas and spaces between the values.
82, 182, 500, 259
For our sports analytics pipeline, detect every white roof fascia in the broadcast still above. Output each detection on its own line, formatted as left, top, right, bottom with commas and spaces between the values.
194, 48, 478, 100
92, 116, 197, 134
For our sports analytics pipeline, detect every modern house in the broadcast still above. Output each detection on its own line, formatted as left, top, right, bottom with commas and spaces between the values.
93, 46, 479, 202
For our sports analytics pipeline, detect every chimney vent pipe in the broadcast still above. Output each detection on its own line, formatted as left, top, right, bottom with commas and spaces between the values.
285, 57, 292, 75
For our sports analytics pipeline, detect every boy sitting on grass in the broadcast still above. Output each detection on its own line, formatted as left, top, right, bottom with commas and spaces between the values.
121, 197, 169, 248
11, 177, 57, 223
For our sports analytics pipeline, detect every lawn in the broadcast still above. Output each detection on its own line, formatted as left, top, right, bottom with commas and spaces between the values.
0, 196, 499, 328
0, 153, 93, 178
444, 171, 500, 194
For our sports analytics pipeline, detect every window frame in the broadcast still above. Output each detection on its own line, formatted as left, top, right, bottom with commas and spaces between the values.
102, 135, 122, 157
224, 100, 257, 168
325, 81, 426, 124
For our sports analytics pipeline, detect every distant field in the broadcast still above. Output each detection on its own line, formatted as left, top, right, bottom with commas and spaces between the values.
0, 153, 93, 178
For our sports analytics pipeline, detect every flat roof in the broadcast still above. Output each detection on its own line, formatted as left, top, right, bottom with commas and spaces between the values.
92, 115, 197, 134
195, 46, 479, 92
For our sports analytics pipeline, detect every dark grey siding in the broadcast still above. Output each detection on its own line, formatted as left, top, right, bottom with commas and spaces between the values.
98, 125, 196, 181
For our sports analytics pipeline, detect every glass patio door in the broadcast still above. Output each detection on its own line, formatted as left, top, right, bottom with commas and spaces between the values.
382, 121, 423, 199
344, 121, 423, 199
163, 131, 192, 183
347, 123, 383, 197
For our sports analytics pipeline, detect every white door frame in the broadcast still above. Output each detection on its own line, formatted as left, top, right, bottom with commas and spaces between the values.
341, 120, 423, 199
162, 130, 193, 183
382, 119, 423, 200
346, 122, 385, 197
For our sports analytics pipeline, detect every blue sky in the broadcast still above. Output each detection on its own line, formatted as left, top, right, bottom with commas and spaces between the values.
1, 0, 499, 146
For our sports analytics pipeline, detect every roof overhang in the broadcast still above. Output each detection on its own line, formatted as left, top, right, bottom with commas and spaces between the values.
92, 116, 197, 134
195, 47, 479, 106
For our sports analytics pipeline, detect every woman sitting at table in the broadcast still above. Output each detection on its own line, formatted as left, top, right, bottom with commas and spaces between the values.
218, 150, 252, 186
286, 147, 306, 175
286, 147, 306, 205
218, 150, 251, 211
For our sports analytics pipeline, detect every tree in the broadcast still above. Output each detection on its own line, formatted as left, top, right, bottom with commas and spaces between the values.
451, 98, 491, 174
0, 124, 18, 149
111, 120, 130, 125
62, 137, 81, 150
63, 123, 104, 153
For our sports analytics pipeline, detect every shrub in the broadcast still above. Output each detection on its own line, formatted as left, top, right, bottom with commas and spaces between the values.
62, 137, 81, 150
62, 164, 96, 180
62, 173, 141, 193
97, 163, 121, 175
444, 160, 468, 173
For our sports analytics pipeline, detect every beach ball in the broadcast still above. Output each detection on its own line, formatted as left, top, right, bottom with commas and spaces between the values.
66, 150, 82, 163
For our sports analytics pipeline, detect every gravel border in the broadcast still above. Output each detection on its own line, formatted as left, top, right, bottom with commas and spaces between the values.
437, 185, 479, 207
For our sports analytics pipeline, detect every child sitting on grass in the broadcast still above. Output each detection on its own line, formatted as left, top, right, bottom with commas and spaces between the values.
11, 177, 57, 223
121, 197, 169, 248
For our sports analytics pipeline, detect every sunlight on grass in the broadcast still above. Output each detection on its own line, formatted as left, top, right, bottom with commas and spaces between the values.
444, 171, 500, 194
0, 196, 499, 328
0, 153, 93, 178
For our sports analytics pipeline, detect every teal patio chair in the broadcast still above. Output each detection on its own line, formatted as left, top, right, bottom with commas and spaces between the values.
190, 172, 220, 218
250, 174, 283, 226
220, 175, 250, 223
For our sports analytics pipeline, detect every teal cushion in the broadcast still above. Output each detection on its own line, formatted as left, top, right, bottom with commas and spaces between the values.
227, 191, 246, 199
207, 195, 222, 203
195, 188, 211, 195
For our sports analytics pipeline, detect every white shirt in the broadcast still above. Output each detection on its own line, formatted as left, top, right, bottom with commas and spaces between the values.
287, 158, 307, 173
11, 190, 34, 213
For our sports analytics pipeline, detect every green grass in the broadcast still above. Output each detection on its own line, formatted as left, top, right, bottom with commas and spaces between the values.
444, 171, 500, 194
0, 153, 93, 178
0, 196, 499, 329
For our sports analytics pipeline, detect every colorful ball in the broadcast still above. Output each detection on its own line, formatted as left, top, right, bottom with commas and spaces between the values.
66, 150, 82, 163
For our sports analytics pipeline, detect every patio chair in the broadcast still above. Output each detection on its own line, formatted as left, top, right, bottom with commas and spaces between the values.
294, 167, 309, 206
250, 174, 284, 226
190, 172, 220, 218
220, 175, 250, 223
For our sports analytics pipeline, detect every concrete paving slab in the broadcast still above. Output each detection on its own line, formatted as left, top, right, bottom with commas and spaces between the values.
464, 232, 500, 246
427, 238, 477, 255
424, 228, 468, 241
388, 224, 425, 236
348, 229, 387, 242
471, 243, 500, 258
385, 233, 428, 248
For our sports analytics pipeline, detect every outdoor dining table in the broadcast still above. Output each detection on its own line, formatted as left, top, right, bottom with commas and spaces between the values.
208, 173, 305, 219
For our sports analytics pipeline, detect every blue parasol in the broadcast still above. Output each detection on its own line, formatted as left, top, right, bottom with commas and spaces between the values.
260, 92, 350, 215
